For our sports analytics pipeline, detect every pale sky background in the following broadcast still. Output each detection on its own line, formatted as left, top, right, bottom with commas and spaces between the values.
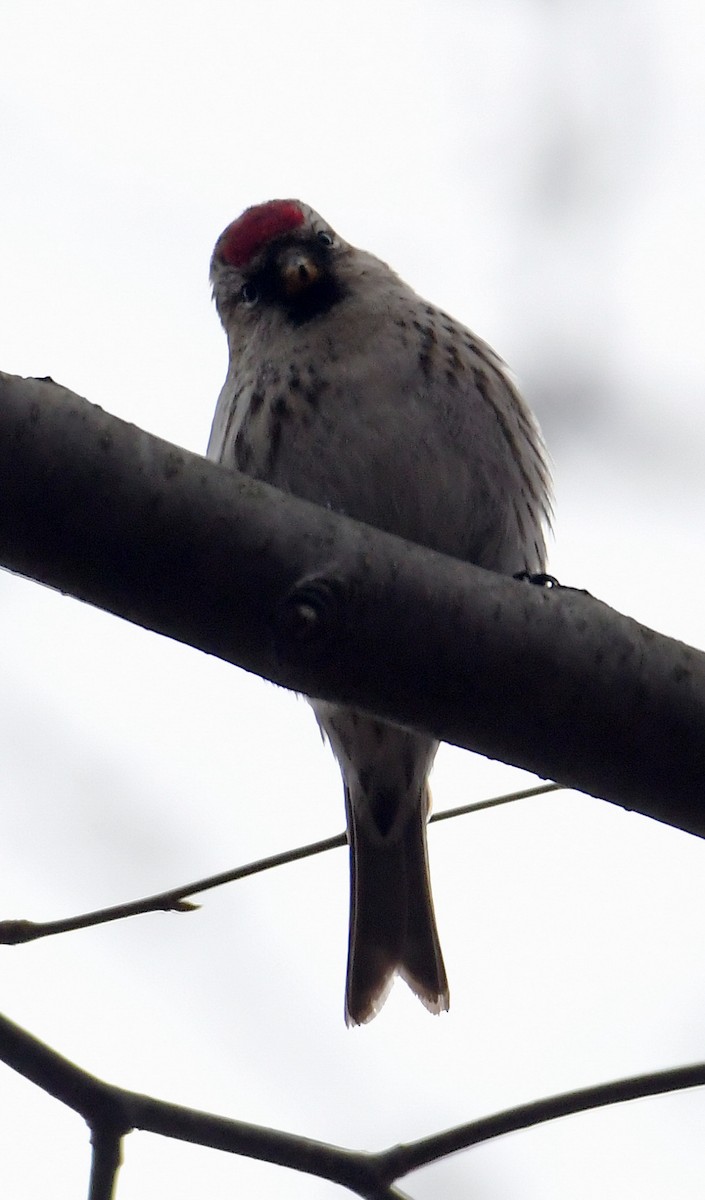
2, 2, 705, 1197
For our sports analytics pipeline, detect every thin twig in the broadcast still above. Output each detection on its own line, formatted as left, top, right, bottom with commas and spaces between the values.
0, 782, 562, 946
430, 780, 561, 824
377, 1062, 705, 1183
0, 833, 344, 945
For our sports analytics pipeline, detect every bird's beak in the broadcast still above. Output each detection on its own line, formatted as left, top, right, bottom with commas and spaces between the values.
277, 248, 322, 296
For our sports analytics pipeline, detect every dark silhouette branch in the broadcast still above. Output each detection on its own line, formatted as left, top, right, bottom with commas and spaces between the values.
1, 1010, 703, 1197
0, 782, 560, 945
379, 1062, 705, 1183
0, 1012, 392, 1197
1, 372, 704, 838
88, 1126, 123, 1200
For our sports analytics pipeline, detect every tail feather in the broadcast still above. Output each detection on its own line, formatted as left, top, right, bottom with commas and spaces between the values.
344, 787, 449, 1025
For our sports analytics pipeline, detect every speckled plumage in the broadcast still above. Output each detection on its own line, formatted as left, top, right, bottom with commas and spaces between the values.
208, 200, 551, 1024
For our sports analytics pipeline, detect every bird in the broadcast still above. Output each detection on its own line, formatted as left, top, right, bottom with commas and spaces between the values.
207, 199, 551, 1024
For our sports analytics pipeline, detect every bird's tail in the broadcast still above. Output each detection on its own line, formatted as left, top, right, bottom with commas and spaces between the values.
344, 785, 449, 1026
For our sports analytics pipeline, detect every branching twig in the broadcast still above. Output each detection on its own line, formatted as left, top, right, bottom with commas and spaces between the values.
0, 783, 561, 945
1, 1010, 703, 1198
0, 1011, 381, 1197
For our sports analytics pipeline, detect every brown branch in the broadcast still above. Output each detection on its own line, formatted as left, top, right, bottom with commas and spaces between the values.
1, 372, 704, 837
0, 783, 560, 946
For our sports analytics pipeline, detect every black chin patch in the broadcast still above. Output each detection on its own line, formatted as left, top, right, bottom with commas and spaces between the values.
283, 273, 346, 325
248, 239, 347, 324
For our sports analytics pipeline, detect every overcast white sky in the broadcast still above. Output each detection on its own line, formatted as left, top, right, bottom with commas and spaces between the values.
2, 2, 705, 1197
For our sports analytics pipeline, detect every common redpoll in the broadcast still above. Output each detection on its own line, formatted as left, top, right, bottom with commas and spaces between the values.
208, 200, 551, 1024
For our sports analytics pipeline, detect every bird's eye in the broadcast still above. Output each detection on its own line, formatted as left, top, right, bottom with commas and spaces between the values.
240, 281, 259, 305
316, 231, 334, 247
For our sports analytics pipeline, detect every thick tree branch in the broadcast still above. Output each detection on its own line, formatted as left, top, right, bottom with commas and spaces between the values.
1, 371, 704, 836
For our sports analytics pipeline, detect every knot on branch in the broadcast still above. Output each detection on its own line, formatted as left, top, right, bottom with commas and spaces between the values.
274, 575, 346, 662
